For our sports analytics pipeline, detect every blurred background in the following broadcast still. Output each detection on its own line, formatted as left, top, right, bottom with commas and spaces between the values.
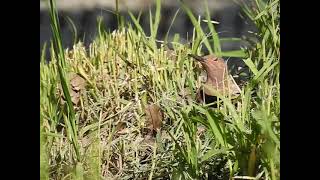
40, 0, 257, 60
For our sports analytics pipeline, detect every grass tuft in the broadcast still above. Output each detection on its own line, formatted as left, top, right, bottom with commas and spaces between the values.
41, 0, 279, 179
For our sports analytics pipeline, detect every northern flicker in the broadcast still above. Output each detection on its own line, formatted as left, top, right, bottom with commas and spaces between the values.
189, 54, 241, 105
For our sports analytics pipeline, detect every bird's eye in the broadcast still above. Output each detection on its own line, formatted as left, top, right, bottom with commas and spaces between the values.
213, 57, 218, 61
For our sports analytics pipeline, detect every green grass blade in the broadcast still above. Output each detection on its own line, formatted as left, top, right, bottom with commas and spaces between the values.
243, 57, 259, 75
168, 130, 188, 162
48, 0, 80, 162
164, 8, 180, 43
152, 0, 161, 40
221, 50, 247, 58
128, 11, 146, 37
41, 42, 47, 63
204, 0, 221, 56
64, 15, 78, 45
219, 38, 242, 42
201, 147, 227, 162
178, 0, 213, 54
193, 105, 225, 146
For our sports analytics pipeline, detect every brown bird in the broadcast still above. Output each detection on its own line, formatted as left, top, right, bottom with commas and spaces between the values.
189, 54, 241, 105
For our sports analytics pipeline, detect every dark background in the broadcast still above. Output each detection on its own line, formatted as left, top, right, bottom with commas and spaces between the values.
40, 0, 257, 60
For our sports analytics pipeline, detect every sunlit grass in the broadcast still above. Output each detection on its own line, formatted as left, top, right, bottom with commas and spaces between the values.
40, 0, 279, 179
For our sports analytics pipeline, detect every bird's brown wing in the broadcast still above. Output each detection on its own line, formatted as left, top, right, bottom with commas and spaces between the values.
204, 60, 240, 97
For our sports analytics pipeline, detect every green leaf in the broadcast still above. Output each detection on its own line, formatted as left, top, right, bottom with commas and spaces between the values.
201, 147, 227, 162
193, 105, 225, 146
204, 0, 221, 56
152, 0, 161, 39
128, 11, 146, 36
221, 50, 247, 58
178, 0, 213, 54
164, 8, 180, 43
219, 38, 242, 42
243, 58, 259, 75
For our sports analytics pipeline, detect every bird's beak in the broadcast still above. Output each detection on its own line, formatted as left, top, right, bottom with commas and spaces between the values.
188, 54, 205, 61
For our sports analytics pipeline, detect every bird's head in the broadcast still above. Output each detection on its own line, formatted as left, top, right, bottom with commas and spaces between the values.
188, 54, 226, 79
188, 53, 241, 97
